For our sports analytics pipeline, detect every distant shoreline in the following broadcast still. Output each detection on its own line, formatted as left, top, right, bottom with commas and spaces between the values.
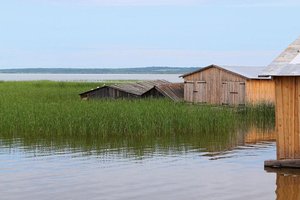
0, 67, 197, 74
0, 73, 183, 82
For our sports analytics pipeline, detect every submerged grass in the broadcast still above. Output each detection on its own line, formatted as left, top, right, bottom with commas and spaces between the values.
0, 81, 274, 137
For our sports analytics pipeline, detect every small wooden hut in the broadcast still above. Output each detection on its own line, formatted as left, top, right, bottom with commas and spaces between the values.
79, 80, 184, 102
180, 65, 275, 105
262, 36, 300, 167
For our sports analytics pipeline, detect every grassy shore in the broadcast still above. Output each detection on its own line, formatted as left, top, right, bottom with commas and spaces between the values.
0, 81, 274, 137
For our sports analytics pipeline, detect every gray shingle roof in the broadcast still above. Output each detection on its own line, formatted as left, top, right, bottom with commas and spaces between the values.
153, 83, 184, 102
261, 36, 300, 76
79, 80, 170, 96
181, 64, 269, 79
109, 80, 170, 95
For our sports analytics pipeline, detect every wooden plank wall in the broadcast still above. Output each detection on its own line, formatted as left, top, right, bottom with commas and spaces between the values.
246, 79, 275, 104
275, 77, 300, 160
142, 88, 165, 98
225, 81, 246, 105
86, 87, 139, 99
184, 82, 194, 102
183, 67, 276, 105
87, 87, 109, 98
184, 67, 246, 104
193, 81, 207, 103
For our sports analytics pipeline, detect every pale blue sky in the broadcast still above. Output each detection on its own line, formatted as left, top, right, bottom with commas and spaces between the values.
1, 0, 300, 68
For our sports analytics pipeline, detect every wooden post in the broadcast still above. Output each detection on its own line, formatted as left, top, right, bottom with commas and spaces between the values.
264, 77, 300, 168
261, 36, 300, 168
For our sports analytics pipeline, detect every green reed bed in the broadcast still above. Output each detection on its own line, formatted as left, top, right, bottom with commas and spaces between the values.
0, 81, 274, 137
237, 102, 275, 129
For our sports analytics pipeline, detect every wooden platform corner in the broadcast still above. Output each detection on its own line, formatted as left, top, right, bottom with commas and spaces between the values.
265, 159, 300, 169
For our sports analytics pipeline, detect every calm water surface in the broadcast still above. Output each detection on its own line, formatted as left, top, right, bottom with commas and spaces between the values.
0, 126, 298, 200
0, 73, 182, 82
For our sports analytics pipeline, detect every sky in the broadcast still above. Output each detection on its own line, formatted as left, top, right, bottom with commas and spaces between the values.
1, 0, 300, 68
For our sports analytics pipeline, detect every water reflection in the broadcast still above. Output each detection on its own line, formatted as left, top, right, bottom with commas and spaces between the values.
265, 168, 300, 200
0, 124, 275, 159
0, 124, 277, 200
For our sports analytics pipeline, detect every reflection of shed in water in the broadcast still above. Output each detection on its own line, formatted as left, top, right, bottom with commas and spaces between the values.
277, 174, 300, 200
203, 126, 275, 158
79, 80, 184, 101
180, 65, 275, 106
244, 127, 276, 144
265, 168, 300, 200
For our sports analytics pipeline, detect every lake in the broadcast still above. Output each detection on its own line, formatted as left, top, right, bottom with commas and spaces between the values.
0, 73, 182, 82
1, 125, 297, 200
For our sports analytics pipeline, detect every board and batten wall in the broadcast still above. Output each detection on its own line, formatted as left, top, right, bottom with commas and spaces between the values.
183, 67, 275, 105
274, 76, 300, 160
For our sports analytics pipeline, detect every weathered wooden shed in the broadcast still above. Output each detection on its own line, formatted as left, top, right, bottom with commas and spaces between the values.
79, 80, 184, 101
262, 36, 300, 167
180, 64, 275, 105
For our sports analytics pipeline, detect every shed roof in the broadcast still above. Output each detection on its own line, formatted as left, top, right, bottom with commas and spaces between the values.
180, 64, 269, 79
261, 36, 300, 76
79, 80, 171, 96
109, 80, 170, 95
153, 83, 184, 102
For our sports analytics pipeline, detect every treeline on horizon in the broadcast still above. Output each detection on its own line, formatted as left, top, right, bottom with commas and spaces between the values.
0, 66, 199, 74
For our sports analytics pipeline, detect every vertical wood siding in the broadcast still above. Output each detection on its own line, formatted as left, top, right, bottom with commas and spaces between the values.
184, 82, 194, 102
183, 67, 246, 105
193, 81, 207, 103
221, 81, 246, 105
85, 87, 140, 99
246, 79, 275, 104
275, 76, 300, 160
238, 82, 246, 105
183, 66, 275, 105
142, 88, 165, 98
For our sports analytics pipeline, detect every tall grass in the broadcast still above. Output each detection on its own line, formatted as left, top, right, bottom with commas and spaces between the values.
237, 102, 275, 129
0, 81, 275, 137
0, 81, 276, 157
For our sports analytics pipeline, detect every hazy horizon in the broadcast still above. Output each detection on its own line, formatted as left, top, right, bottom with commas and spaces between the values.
0, 66, 196, 69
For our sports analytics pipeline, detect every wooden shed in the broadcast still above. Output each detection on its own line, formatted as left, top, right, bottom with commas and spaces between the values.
180, 65, 275, 105
262, 36, 300, 167
79, 80, 184, 102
